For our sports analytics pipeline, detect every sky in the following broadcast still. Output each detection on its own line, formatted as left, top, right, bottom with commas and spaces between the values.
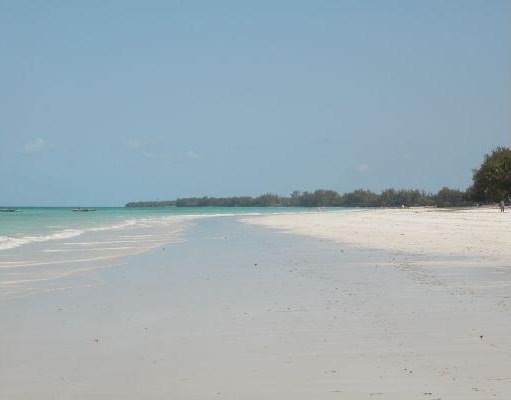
1, 0, 510, 206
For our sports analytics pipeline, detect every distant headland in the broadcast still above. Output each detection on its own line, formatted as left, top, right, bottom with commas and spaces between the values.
126, 147, 510, 209
126, 188, 465, 208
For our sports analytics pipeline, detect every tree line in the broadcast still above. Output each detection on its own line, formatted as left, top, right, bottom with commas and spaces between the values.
126, 147, 511, 208
126, 187, 467, 208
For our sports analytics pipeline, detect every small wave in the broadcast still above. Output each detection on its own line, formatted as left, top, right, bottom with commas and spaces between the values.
0, 221, 140, 251
87, 219, 139, 232
0, 215, 189, 251
0, 230, 83, 250
63, 240, 143, 245
0, 254, 123, 268
44, 246, 137, 252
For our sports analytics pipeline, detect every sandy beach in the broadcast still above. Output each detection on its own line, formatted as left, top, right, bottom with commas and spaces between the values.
243, 207, 511, 267
1, 208, 510, 399
3, 0, 509, 398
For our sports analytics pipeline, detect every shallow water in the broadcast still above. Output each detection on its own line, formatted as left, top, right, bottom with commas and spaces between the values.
0, 206, 349, 251
0, 207, 355, 299
1, 216, 509, 399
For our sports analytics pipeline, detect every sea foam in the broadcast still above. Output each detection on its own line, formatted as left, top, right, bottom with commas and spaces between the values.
0, 217, 172, 251
0, 230, 83, 250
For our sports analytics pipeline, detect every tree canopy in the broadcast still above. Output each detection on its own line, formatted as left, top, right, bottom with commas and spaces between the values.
468, 147, 511, 202
126, 147, 510, 208
126, 188, 468, 208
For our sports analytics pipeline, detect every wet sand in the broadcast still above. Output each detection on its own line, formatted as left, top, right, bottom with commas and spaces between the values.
1, 212, 510, 399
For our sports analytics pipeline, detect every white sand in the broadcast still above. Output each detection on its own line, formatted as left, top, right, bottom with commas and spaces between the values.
240, 207, 511, 398
1, 211, 510, 399
243, 207, 511, 267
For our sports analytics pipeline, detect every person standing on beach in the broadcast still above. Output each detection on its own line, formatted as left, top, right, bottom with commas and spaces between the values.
500, 200, 505, 212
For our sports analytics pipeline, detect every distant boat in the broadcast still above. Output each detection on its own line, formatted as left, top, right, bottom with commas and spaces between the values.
0, 208, 21, 212
70, 208, 97, 212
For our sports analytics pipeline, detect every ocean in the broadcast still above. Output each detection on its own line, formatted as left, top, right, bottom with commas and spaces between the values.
0, 207, 318, 251
0, 206, 347, 299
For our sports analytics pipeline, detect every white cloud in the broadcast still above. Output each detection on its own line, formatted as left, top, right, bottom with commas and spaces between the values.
185, 150, 202, 160
143, 151, 174, 160
143, 151, 156, 158
130, 145, 201, 161
356, 163, 371, 172
126, 139, 141, 149
24, 138, 46, 154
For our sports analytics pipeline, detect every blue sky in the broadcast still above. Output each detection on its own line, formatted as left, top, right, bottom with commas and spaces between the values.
1, 0, 509, 206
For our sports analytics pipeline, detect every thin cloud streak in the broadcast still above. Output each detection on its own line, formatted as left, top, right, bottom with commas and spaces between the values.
24, 138, 46, 154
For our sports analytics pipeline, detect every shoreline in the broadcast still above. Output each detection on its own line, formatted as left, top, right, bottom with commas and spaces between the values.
0, 211, 510, 398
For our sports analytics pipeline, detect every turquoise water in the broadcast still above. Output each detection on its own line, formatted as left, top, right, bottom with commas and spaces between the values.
0, 207, 342, 250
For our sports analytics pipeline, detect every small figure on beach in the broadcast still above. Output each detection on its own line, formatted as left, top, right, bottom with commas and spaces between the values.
500, 200, 505, 212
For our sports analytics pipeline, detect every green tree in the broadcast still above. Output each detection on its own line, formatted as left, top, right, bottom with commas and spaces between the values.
342, 189, 379, 207
435, 187, 467, 207
468, 147, 511, 203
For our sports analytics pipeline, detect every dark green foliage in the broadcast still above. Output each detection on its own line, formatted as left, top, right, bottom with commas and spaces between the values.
435, 187, 469, 207
126, 188, 470, 208
468, 147, 511, 203
126, 147, 510, 208
126, 200, 177, 207
343, 189, 379, 207
378, 189, 433, 207
291, 190, 344, 207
